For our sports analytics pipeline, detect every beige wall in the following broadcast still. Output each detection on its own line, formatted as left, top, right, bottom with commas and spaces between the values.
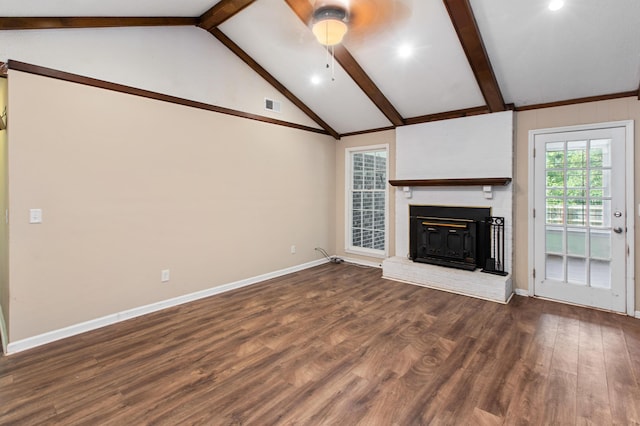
0, 76, 8, 346
514, 97, 640, 308
7, 70, 335, 342
5, 70, 639, 345
334, 130, 396, 265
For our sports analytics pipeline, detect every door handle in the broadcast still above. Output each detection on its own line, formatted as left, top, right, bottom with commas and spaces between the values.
613, 227, 624, 234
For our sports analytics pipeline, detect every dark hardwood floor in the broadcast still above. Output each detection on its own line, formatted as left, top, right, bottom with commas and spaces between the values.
1, 263, 639, 425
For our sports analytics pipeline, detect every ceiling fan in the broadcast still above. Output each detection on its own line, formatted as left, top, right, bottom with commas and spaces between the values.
297, 0, 412, 46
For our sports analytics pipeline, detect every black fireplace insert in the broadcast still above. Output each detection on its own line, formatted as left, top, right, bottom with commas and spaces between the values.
410, 205, 502, 273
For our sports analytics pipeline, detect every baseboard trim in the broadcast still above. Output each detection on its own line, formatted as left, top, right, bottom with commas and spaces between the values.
341, 257, 383, 268
514, 289, 529, 297
636, 311, 640, 319
0, 303, 8, 355
6, 258, 328, 355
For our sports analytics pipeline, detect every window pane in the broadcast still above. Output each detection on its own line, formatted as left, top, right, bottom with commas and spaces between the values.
590, 230, 610, 259
364, 153, 375, 171
546, 170, 564, 188
364, 171, 374, 190
546, 198, 564, 225
546, 254, 563, 280
589, 199, 611, 227
547, 188, 564, 197
353, 153, 363, 170
567, 257, 586, 284
353, 174, 363, 190
352, 192, 362, 210
352, 229, 362, 247
546, 226, 563, 253
352, 210, 362, 228
374, 231, 385, 251
590, 260, 611, 289
567, 228, 586, 257
566, 198, 586, 226
590, 139, 611, 168
546, 142, 565, 168
566, 170, 586, 188
374, 192, 385, 210
567, 141, 587, 168
590, 189, 603, 198
362, 230, 374, 249
375, 170, 386, 190
374, 211, 385, 230
362, 211, 373, 229
590, 170, 611, 197
362, 192, 373, 210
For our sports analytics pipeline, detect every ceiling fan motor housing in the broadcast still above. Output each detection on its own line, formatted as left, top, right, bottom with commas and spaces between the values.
313, 6, 348, 23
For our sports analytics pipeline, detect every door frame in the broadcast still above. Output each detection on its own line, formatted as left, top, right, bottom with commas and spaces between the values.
528, 120, 635, 315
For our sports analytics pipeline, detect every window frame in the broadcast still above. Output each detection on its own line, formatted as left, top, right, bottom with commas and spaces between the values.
345, 144, 389, 258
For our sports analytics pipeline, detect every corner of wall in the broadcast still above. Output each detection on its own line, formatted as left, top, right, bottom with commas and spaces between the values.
0, 303, 7, 354
0, 76, 8, 353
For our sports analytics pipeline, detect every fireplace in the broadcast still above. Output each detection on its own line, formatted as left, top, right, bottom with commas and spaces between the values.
410, 205, 492, 272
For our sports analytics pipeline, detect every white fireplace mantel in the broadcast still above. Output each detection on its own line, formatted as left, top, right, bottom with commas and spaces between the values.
385, 111, 514, 303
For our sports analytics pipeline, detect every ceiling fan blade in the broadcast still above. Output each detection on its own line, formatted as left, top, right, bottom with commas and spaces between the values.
348, 0, 411, 38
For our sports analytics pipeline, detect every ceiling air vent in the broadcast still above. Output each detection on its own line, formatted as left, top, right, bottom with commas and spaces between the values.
264, 98, 281, 113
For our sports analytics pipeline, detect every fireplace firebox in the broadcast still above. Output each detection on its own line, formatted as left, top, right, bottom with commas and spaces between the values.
410, 205, 505, 274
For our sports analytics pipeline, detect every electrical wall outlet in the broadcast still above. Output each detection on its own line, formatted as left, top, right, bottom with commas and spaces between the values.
290, 245, 296, 254
161, 269, 170, 282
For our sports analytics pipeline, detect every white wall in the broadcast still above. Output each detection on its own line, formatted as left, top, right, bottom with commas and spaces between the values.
396, 111, 513, 180
395, 111, 514, 272
0, 26, 320, 129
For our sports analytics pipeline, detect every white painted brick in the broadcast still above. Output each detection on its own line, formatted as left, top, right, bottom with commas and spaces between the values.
382, 257, 513, 304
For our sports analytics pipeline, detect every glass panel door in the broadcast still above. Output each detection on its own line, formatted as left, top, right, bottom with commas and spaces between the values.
534, 127, 626, 312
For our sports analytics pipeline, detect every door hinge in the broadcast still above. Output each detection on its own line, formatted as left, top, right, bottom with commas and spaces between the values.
532, 269, 536, 278
533, 208, 536, 218
533, 148, 536, 157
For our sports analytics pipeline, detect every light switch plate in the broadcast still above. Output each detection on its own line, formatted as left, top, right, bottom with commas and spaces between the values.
29, 208, 42, 224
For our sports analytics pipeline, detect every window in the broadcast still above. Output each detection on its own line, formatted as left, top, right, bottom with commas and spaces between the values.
346, 145, 388, 256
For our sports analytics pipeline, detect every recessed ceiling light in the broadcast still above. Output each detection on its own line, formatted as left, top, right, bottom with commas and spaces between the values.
311, 75, 322, 85
548, 0, 564, 11
398, 44, 413, 59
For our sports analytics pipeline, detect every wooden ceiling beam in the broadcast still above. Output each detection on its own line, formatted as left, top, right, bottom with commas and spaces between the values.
0, 17, 197, 30
208, 28, 340, 139
198, 0, 256, 30
7, 59, 327, 135
283, 0, 314, 24
333, 46, 405, 127
443, 0, 505, 113
284, 0, 405, 127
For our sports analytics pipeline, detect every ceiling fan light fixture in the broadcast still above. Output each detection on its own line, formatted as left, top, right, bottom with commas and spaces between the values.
548, 0, 564, 11
312, 6, 348, 46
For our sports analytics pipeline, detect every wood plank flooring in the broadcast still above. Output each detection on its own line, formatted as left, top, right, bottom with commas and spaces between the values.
1, 263, 639, 425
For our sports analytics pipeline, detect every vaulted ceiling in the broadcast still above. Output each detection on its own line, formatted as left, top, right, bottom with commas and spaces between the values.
1, 0, 639, 138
